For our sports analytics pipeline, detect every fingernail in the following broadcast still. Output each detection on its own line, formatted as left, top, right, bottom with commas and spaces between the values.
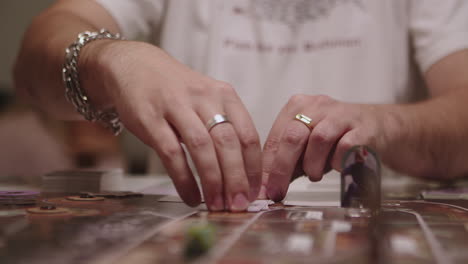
210, 195, 224, 211
231, 193, 249, 212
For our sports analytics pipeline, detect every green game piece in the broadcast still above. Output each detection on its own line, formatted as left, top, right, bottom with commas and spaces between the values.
183, 222, 216, 260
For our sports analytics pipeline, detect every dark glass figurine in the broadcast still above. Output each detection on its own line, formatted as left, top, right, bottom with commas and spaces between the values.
341, 145, 381, 216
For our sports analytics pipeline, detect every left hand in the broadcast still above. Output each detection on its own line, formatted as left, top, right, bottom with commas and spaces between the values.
262, 94, 392, 202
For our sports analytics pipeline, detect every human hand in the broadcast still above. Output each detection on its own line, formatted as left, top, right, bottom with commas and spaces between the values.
81, 41, 262, 211
262, 95, 391, 202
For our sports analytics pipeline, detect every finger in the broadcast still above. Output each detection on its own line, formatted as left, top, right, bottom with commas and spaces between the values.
121, 114, 202, 206
261, 106, 292, 199
331, 129, 364, 171
303, 120, 350, 182
224, 94, 262, 201
198, 98, 250, 211
152, 124, 203, 206
266, 120, 311, 202
291, 153, 306, 181
166, 106, 225, 211
209, 122, 250, 211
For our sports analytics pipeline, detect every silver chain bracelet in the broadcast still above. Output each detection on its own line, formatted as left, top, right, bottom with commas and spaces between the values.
62, 29, 124, 135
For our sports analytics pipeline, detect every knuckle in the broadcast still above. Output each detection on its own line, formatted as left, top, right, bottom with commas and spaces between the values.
212, 126, 238, 147
283, 127, 308, 146
202, 174, 222, 189
226, 168, 248, 186
264, 137, 281, 152
167, 100, 186, 112
313, 94, 333, 105
269, 166, 285, 178
239, 130, 260, 149
158, 144, 182, 161
187, 132, 211, 150
215, 81, 236, 94
310, 130, 332, 145
288, 94, 308, 106
187, 81, 210, 96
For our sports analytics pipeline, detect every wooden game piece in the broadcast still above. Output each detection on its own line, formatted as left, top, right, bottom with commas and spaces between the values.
183, 223, 216, 260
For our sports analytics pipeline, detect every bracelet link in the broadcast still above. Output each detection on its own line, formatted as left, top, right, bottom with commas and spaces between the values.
62, 29, 123, 135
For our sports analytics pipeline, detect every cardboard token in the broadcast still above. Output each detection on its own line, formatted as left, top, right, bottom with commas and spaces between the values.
66, 196, 105, 201
86, 191, 143, 198
27, 207, 71, 214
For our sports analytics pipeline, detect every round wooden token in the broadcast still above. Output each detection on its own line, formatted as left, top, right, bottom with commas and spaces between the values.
66, 196, 105, 201
27, 207, 71, 214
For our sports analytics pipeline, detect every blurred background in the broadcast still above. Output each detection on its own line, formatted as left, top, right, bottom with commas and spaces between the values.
0, 1, 150, 185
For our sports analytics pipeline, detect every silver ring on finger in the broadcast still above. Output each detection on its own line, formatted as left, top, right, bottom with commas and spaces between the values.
206, 114, 230, 132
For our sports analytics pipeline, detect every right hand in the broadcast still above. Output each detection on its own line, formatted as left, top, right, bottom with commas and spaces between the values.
81, 40, 262, 211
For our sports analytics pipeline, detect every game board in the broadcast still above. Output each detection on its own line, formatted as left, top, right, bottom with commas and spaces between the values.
1, 186, 468, 264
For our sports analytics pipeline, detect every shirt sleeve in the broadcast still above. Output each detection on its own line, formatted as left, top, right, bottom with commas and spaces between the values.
94, 0, 166, 41
410, 0, 468, 73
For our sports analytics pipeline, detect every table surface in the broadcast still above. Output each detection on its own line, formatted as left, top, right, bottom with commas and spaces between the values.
1, 173, 468, 264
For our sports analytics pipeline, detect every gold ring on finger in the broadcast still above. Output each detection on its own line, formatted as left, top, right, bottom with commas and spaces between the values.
294, 113, 313, 129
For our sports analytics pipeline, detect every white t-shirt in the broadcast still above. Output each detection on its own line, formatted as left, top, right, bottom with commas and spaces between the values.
95, 0, 468, 172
